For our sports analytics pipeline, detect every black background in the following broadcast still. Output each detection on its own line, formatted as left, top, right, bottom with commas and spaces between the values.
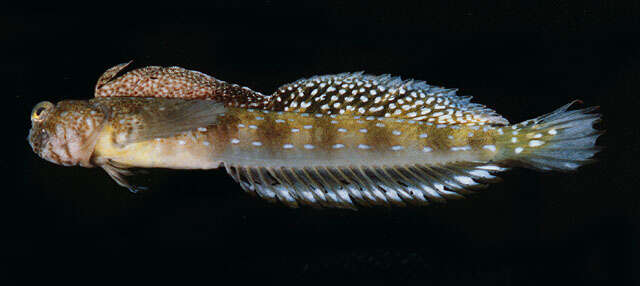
4, 1, 639, 284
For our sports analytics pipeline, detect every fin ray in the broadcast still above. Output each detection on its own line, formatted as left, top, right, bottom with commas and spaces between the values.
266, 73, 509, 125
95, 63, 269, 107
110, 98, 227, 143
224, 163, 507, 209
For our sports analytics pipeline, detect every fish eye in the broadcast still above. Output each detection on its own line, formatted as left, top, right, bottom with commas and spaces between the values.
31, 101, 54, 122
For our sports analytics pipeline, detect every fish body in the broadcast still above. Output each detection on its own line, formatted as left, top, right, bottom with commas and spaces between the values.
28, 63, 603, 208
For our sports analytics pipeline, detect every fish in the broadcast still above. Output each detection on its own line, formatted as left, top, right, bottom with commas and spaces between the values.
28, 63, 603, 209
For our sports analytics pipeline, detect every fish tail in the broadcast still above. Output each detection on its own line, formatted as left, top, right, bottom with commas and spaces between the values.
495, 100, 603, 171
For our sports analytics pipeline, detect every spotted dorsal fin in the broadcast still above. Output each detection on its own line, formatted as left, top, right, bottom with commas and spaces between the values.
264, 73, 509, 126
94, 61, 269, 108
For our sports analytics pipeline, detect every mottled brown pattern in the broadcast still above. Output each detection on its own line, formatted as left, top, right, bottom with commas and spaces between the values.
210, 110, 241, 155
94, 62, 268, 108
28, 64, 601, 208
28, 100, 106, 166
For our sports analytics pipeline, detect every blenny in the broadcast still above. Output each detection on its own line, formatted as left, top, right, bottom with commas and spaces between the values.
28, 62, 603, 208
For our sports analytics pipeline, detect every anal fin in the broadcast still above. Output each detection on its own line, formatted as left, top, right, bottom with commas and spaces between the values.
223, 162, 508, 209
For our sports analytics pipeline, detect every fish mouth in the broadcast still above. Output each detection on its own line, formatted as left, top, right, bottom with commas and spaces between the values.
27, 126, 42, 155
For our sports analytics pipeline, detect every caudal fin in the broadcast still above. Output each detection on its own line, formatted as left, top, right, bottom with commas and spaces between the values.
496, 100, 603, 171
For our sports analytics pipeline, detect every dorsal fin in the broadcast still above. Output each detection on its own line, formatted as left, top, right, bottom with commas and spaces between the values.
94, 61, 269, 108
264, 72, 509, 126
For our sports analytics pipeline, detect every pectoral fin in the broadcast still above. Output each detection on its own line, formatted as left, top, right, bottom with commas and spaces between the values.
127, 99, 227, 143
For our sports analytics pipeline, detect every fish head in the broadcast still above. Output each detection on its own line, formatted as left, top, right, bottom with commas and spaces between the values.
28, 100, 107, 167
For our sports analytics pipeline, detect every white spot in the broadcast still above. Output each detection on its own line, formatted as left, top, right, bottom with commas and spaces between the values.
255, 116, 264, 120
391, 145, 404, 151
327, 86, 336, 92
511, 137, 518, 143
291, 128, 300, 132
311, 89, 318, 96
483, 145, 497, 152
358, 144, 371, 149
252, 141, 262, 146
529, 140, 545, 147
304, 144, 315, 149
376, 123, 385, 127
358, 107, 366, 113
370, 90, 377, 96
338, 128, 347, 133
359, 128, 368, 133
392, 130, 402, 136
249, 125, 258, 129
231, 139, 240, 144
497, 128, 504, 135
203, 141, 210, 146
275, 119, 285, 123
332, 144, 345, 149
451, 146, 472, 151
532, 133, 543, 138
283, 144, 294, 149
468, 132, 474, 137
447, 135, 454, 139
178, 140, 186, 145
360, 96, 368, 102
548, 129, 557, 135
198, 127, 207, 132
303, 125, 313, 129
419, 133, 428, 138
339, 89, 346, 95
515, 147, 524, 154
512, 130, 519, 135
422, 146, 432, 152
